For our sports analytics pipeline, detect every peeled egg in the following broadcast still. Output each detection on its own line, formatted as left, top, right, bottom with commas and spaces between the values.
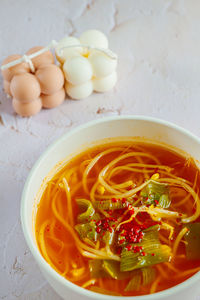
10, 73, 41, 102
88, 51, 117, 77
3, 80, 12, 96
1, 54, 30, 82
36, 64, 64, 95
55, 36, 82, 64
26, 46, 54, 69
63, 56, 92, 85
80, 30, 108, 49
93, 72, 117, 92
12, 97, 42, 117
41, 88, 65, 108
65, 80, 93, 100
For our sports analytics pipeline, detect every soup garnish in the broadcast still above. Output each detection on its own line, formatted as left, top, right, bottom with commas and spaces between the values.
35, 139, 200, 296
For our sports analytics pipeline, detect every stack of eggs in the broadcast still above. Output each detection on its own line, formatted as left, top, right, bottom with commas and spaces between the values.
55, 30, 117, 100
2, 47, 65, 116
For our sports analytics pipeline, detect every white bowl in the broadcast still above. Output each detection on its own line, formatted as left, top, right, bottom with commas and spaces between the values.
21, 116, 200, 300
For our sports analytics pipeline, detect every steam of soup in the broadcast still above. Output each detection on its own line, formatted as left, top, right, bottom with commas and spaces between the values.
35, 139, 200, 296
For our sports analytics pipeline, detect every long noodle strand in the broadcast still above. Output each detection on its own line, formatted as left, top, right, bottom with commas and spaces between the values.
158, 178, 200, 223
150, 276, 161, 294
173, 227, 188, 256
63, 177, 74, 226
82, 147, 125, 194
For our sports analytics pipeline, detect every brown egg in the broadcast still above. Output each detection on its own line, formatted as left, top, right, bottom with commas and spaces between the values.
3, 80, 12, 96
36, 64, 64, 95
1, 54, 30, 81
10, 73, 41, 102
26, 46, 54, 69
12, 97, 42, 117
41, 88, 65, 108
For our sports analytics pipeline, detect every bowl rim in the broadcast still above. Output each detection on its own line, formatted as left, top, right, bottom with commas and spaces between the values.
21, 115, 200, 300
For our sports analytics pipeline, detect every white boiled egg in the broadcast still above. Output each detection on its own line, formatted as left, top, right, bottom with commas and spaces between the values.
80, 30, 108, 49
63, 56, 92, 85
65, 80, 93, 99
88, 50, 117, 78
93, 72, 117, 92
55, 36, 82, 64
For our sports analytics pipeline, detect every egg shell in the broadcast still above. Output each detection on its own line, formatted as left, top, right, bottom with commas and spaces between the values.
36, 64, 64, 95
65, 80, 93, 100
3, 80, 12, 96
10, 73, 41, 102
88, 50, 117, 78
12, 97, 42, 117
63, 56, 92, 85
55, 36, 82, 64
26, 46, 54, 69
80, 30, 108, 49
41, 88, 65, 108
93, 72, 117, 92
1, 54, 30, 81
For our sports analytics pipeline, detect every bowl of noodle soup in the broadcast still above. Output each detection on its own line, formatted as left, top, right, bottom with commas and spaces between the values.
21, 116, 200, 300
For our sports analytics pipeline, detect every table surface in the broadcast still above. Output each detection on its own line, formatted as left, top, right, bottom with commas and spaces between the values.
0, 0, 200, 299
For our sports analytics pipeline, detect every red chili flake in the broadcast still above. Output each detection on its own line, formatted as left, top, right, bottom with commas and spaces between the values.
122, 198, 126, 204
154, 200, 159, 205
109, 227, 113, 233
102, 232, 105, 236
179, 213, 183, 217
141, 251, 146, 256
96, 220, 102, 226
112, 224, 116, 228
135, 228, 140, 234
112, 198, 117, 203
151, 253, 155, 256
58, 261, 62, 264
133, 245, 141, 253
126, 244, 132, 251
119, 239, 125, 245
96, 227, 101, 233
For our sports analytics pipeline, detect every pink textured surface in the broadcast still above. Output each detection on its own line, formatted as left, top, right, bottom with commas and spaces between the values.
0, 0, 200, 299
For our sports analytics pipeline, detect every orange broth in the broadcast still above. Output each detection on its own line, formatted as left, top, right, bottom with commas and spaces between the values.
35, 140, 200, 296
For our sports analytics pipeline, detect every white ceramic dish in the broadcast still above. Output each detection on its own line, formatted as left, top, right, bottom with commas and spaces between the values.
21, 116, 200, 300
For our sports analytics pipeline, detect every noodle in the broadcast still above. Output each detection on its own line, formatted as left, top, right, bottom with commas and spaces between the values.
158, 178, 200, 223
52, 192, 120, 261
82, 279, 96, 288
82, 147, 125, 194
173, 227, 188, 256
150, 276, 161, 294
35, 139, 200, 297
63, 177, 74, 226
